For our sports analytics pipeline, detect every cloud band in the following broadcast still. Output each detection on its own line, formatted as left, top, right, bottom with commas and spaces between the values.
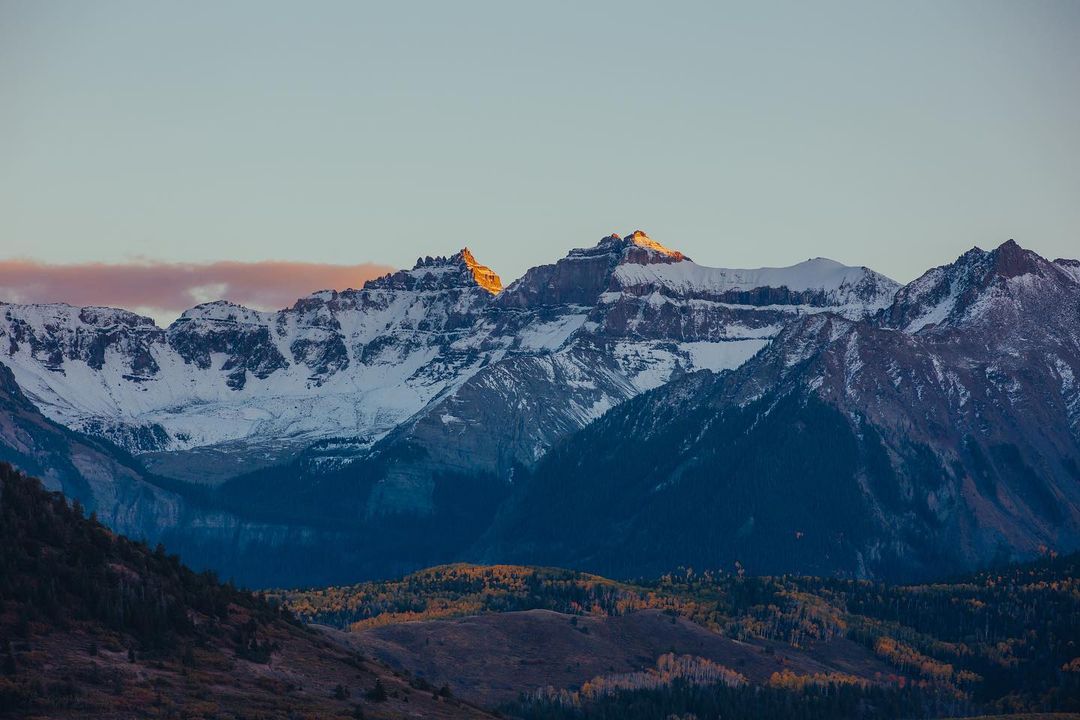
0, 259, 395, 324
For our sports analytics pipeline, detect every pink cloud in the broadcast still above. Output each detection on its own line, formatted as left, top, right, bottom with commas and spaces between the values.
0, 259, 395, 323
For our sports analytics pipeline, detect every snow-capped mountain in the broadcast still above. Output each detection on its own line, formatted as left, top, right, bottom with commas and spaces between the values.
482, 239, 1080, 581
0, 248, 500, 460
0, 231, 897, 486
1, 233, 1077, 587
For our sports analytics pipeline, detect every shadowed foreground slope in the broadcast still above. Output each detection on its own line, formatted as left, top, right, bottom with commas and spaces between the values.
0, 463, 492, 720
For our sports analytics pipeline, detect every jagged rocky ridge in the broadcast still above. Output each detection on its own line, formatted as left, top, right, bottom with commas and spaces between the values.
0, 232, 895, 481
480, 240, 1080, 581
0, 248, 502, 461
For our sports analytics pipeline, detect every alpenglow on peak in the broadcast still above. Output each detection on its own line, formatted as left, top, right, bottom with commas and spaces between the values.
366, 247, 502, 294
598, 230, 689, 263
457, 247, 503, 294
625, 229, 687, 260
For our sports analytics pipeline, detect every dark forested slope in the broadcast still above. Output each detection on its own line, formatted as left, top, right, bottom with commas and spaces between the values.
0, 463, 492, 719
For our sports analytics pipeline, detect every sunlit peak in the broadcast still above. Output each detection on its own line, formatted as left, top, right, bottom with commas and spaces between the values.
627, 230, 686, 260
457, 247, 503, 295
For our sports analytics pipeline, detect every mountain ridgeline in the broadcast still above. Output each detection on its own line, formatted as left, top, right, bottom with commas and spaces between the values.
1, 233, 1078, 586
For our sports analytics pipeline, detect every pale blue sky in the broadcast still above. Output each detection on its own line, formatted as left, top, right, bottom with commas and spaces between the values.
2, 0, 1078, 287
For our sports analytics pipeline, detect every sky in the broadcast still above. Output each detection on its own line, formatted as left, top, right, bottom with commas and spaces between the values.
1, 1, 1078, 323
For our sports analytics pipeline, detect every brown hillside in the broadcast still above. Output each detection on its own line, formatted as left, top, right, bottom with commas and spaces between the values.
345, 608, 896, 707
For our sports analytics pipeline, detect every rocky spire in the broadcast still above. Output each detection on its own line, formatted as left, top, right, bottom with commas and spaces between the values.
456, 248, 503, 294
364, 248, 502, 294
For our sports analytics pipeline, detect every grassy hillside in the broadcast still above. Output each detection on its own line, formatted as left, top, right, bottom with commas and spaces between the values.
0, 463, 493, 720
348, 608, 900, 708
280, 559, 1080, 718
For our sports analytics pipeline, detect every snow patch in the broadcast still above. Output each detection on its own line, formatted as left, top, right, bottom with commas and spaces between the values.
613, 257, 897, 310
678, 339, 767, 373
516, 313, 588, 352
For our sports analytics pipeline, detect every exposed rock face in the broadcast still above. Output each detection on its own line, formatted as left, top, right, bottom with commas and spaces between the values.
459, 247, 503, 294
3, 304, 163, 375
169, 303, 290, 390
885, 239, 1067, 332
495, 231, 687, 309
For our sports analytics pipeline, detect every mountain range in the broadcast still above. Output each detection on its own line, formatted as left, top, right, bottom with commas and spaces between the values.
1, 232, 1077, 586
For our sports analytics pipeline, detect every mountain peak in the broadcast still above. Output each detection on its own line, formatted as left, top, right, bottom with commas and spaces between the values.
626, 230, 687, 261
887, 239, 1065, 332
947, 239, 1048, 285
991, 238, 1040, 279
592, 230, 689, 264
454, 247, 503, 294
365, 248, 502, 294
174, 300, 270, 325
